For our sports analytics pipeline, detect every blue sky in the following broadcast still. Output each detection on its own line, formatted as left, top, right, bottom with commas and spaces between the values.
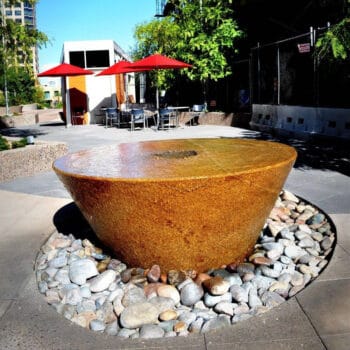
37, 0, 157, 71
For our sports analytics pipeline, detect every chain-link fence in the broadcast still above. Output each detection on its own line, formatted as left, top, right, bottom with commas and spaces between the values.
250, 26, 350, 108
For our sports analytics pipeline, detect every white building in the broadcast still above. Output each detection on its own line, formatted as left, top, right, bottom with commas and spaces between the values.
61, 40, 136, 125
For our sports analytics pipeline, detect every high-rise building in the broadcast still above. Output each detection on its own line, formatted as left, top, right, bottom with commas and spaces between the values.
1, 1, 38, 73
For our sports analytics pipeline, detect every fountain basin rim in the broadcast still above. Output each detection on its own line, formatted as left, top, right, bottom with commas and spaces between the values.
52, 156, 297, 183
52, 138, 297, 183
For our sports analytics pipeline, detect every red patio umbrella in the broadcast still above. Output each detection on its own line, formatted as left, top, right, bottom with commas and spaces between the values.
125, 54, 192, 109
127, 54, 192, 70
37, 63, 94, 77
96, 61, 146, 76
38, 63, 94, 126
97, 61, 149, 108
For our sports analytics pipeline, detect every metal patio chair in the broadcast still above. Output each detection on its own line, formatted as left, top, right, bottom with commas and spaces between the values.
105, 107, 119, 128
130, 108, 147, 131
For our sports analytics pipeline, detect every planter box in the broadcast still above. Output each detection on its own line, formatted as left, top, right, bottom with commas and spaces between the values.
0, 140, 68, 182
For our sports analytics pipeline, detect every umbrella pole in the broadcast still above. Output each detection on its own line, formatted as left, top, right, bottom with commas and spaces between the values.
156, 86, 159, 110
65, 77, 72, 127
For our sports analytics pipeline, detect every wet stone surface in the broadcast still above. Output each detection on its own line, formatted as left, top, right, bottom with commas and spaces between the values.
36, 190, 336, 339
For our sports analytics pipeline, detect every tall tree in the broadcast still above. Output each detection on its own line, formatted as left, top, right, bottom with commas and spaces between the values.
133, 0, 243, 101
0, 0, 48, 107
316, 17, 350, 60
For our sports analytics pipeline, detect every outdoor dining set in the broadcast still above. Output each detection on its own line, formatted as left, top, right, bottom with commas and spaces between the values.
103, 105, 193, 131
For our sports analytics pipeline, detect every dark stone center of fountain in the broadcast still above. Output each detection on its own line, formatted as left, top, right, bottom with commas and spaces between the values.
153, 150, 198, 159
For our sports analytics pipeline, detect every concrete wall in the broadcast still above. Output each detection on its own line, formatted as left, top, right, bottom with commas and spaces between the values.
178, 111, 251, 129
251, 104, 350, 140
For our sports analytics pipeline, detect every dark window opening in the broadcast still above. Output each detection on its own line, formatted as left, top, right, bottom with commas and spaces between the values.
345, 122, 350, 130
265, 114, 270, 120
86, 50, 109, 68
328, 121, 336, 128
287, 117, 292, 123
258, 113, 262, 120
69, 51, 85, 68
298, 118, 304, 124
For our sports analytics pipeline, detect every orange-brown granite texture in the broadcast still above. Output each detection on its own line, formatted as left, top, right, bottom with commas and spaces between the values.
53, 139, 297, 272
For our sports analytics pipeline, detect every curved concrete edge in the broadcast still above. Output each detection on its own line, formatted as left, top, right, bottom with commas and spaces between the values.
1, 190, 349, 349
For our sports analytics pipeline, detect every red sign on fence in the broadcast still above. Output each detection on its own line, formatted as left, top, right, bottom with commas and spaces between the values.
297, 43, 311, 53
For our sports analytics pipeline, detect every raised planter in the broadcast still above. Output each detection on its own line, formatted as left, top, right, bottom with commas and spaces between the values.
0, 139, 68, 182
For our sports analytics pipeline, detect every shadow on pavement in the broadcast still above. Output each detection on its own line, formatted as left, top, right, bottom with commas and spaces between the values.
0, 127, 48, 137
234, 130, 350, 177
53, 202, 114, 255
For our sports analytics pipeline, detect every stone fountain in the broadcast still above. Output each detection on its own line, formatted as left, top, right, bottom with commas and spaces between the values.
53, 138, 296, 272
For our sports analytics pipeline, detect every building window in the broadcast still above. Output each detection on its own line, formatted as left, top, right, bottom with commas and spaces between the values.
15, 18, 22, 23
86, 50, 109, 68
69, 51, 85, 68
15, 10, 21, 15
44, 91, 50, 100
69, 50, 110, 68
5, 10, 12, 15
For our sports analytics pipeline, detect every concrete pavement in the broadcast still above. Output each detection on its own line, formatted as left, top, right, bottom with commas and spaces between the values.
0, 121, 349, 349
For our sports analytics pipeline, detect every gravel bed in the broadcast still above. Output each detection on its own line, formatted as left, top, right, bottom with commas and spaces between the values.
36, 189, 336, 339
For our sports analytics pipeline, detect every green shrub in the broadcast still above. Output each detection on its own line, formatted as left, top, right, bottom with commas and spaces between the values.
0, 135, 27, 151
0, 135, 11, 151
11, 138, 27, 149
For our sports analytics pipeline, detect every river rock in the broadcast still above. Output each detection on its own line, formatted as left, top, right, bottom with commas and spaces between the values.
105, 319, 120, 336
248, 290, 262, 308
122, 286, 146, 307
149, 296, 175, 313
117, 328, 138, 338
237, 263, 255, 275
298, 237, 315, 248
261, 291, 285, 307
96, 301, 117, 323
159, 309, 178, 321
54, 269, 71, 285
180, 282, 204, 306
173, 321, 187, 333
178, 311, 196, 326
147, 264, 161, 283
70, 311, 95, 328
189, 318, 204, 333
321, 237, 333, 250
69, 259, 98, 285
223, 273, 242, 287
90, 319, 106, 332
201, 315, 231, 333
284, 245, 306, 259
230, 285, 248, 303
204, 292, 232, 307
167, 270, 187, 286
157, 284, 180, 304
139, 324, 165, 339
214, 301, 235, 316
60, 285, 82, 305
282, 190, 299, 202
202, 276, 230, 296
120, 302, 159, 329
89, 270, 116, 292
